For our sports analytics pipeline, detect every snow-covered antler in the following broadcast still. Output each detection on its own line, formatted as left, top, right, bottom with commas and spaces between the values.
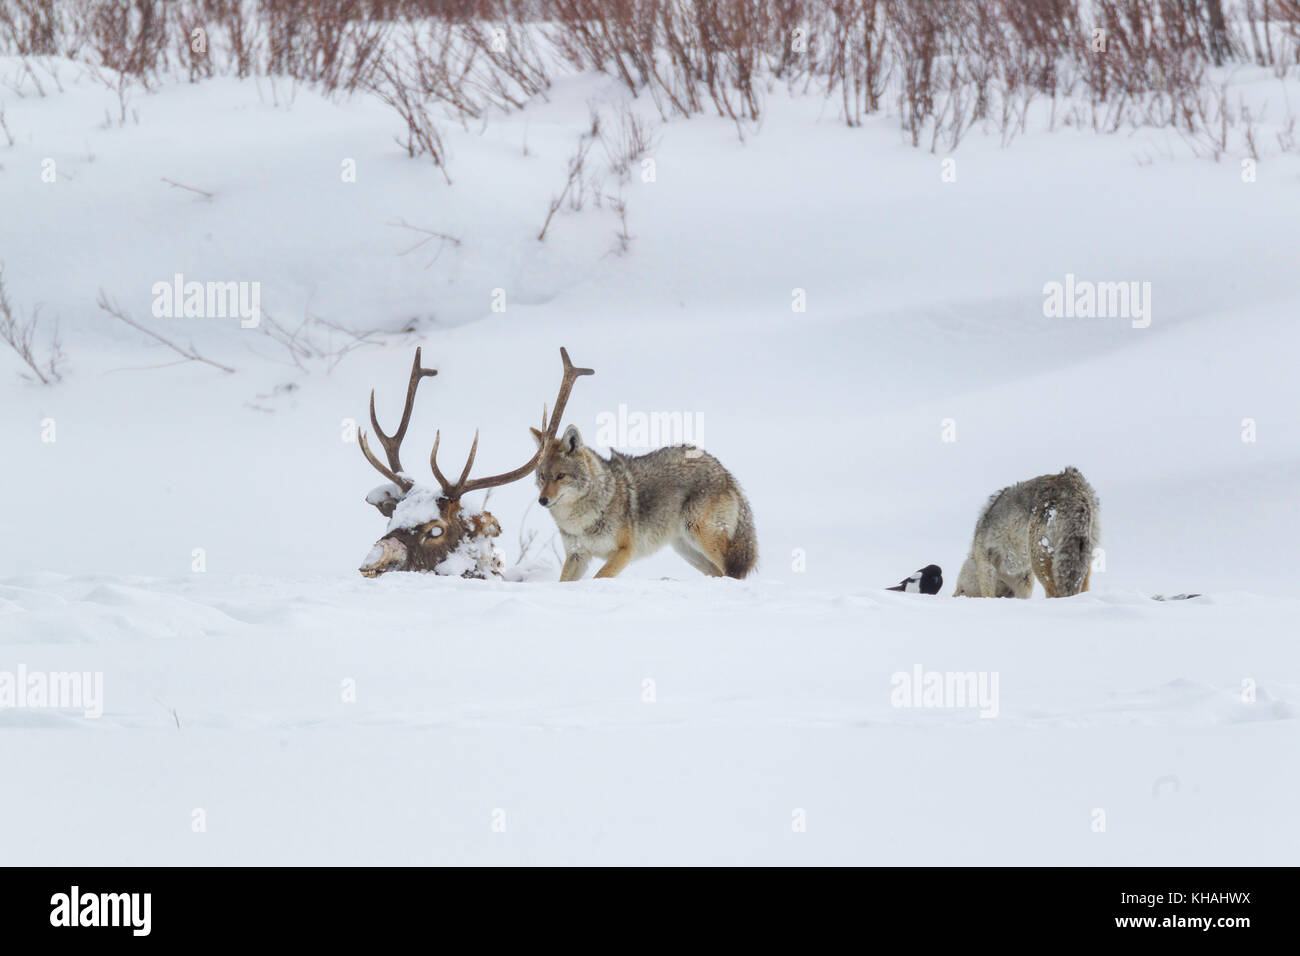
357, 346, 593, 579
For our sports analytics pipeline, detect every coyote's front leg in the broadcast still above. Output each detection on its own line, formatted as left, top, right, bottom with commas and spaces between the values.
593, 529, 635, 579
559, 551, 591, 582
594, 547, 634, 579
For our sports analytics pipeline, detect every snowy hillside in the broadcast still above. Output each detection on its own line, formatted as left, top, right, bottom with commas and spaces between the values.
2, 7, 1299, 864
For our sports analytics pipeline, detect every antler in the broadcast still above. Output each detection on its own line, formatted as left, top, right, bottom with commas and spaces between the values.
540, 346, 595, 441
358, 348, 438, 492
431, 346, 594, 499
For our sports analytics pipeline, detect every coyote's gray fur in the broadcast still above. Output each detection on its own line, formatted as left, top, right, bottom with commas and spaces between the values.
532, 425, 757, 581
953, 467, 1100, 598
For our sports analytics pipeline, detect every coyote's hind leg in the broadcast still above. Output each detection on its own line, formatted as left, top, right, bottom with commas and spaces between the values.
673, 539, 723, 578
1036, 567, 1059, 598
1000, 572, 1034, 598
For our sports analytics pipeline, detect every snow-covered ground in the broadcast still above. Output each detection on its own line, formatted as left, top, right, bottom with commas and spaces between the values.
2, 52, 1298, 864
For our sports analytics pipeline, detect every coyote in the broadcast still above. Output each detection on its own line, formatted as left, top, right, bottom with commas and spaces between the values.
953, 467, 1100, 599
532, 426, 757, 581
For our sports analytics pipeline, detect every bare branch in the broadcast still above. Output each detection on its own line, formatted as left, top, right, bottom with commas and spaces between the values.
388, 217, 462, 265
0, 264, 62, 385
161, 177, 214, 200
538, 130, 596, 241
96, 289, 235, 374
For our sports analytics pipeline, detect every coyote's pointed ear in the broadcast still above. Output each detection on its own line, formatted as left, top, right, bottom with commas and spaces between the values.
562, 424, 582, 453
529, 426, 545, 448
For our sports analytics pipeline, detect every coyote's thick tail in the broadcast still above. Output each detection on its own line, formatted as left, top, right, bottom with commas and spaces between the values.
1052, 501, 1097, 597
723, 495, 758, 579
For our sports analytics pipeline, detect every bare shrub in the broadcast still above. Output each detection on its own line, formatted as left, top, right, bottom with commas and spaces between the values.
0, 265, 64, 384
546, 0, 765, 130
85, 0, 172, 83
546, 1, 655, 94
389, 216, 462, 265
538, 117, 596, 240
826, 0, 888, 126
383, 18, 483, 121
609, 190, 632, 253
262, 0, 391, 94
463, 4, 551, 108
175, 1, 213, 83
2, 0, 1288, 167
888, 0, 942, 147
597, 100, 658, 178
371, 52, 452, 179
1281, 0, 1300, 48
0, 0, 61, 55
207, 0, 258, 79
257, 305, 388, 373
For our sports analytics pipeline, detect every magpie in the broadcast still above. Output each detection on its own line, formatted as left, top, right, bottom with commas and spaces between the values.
887, 564, 943, 595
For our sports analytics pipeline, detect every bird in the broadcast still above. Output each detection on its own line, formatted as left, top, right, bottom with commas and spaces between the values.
887, 564, 943, 595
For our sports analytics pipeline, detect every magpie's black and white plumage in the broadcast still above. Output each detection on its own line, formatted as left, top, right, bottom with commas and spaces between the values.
887, 564, 943, 595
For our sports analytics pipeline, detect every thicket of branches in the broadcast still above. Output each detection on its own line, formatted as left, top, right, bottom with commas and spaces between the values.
3, 2, 1298, 160
3, 2, 1294, 382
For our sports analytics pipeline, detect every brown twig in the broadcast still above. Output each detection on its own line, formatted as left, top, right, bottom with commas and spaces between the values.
389, 217, 462, 264
161, 177, 214, 200
538, 129, 595, 241
96, 289, 235, 373
0, 264, 62, 384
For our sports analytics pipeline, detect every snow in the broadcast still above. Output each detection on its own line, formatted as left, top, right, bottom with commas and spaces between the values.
386, 485, 444, 532
364, 483, 403, 508
433, 534, 499, 579
0, 572, 1295, 864
2, 49, 1298, 864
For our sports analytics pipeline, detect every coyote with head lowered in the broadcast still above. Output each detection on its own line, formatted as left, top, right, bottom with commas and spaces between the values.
953, 467, 1100, 598
532, 424, 758, 581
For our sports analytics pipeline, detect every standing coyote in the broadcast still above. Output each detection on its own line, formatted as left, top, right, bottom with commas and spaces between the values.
953, 467, 1100, 598
532, 426, 757, 581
